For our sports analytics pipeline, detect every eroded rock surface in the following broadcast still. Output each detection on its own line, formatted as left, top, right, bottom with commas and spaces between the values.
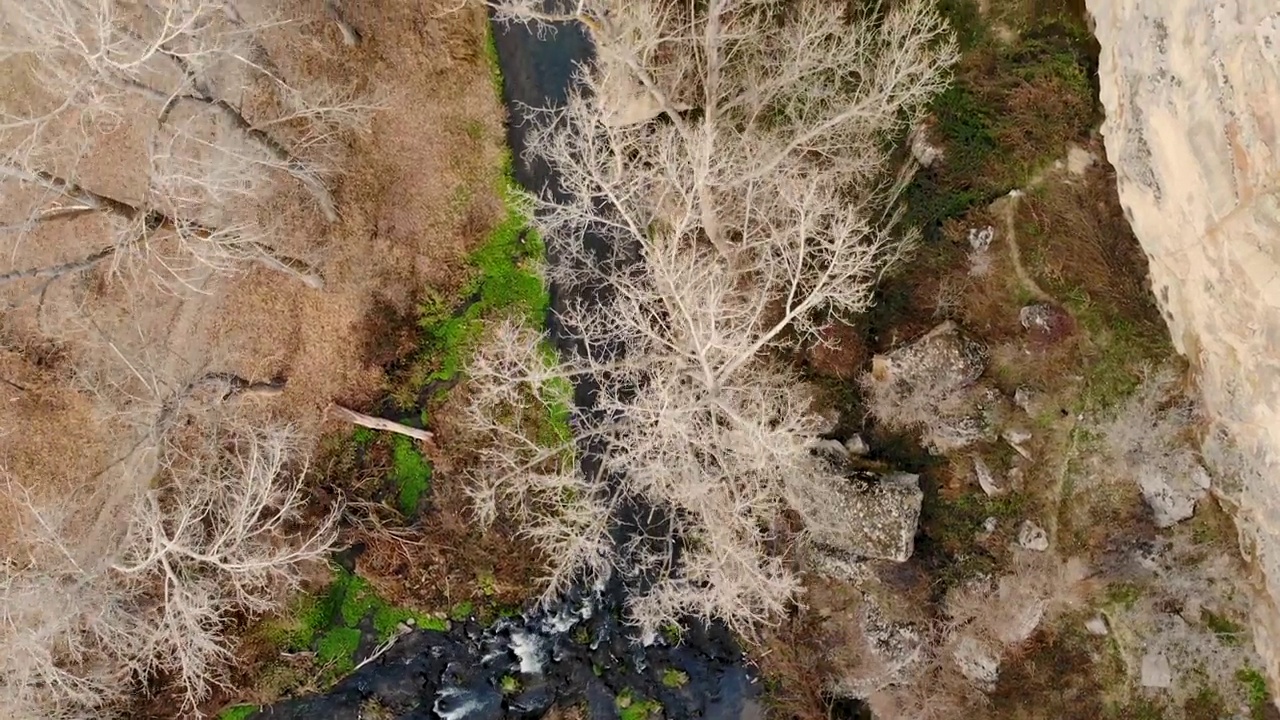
1089, 0, 1280, 687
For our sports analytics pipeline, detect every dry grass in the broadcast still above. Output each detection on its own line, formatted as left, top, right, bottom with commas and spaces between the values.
0, 0, 508, 715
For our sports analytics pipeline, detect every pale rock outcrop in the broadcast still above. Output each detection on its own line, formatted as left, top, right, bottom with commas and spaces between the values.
1088, 0, 1280, 689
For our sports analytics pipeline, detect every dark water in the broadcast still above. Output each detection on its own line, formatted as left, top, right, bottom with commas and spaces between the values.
250, 15, 761, 720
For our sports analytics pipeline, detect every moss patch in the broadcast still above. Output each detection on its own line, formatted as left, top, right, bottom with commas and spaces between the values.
396, 22, 551, 410
1238, 667, 1273, 720
616, 689, 663, 720
662, 668, 690, 688
389, 434, 432, 515
253, 566, 449, 690
1204, 609, 1246, 646
217, 706, 259, 720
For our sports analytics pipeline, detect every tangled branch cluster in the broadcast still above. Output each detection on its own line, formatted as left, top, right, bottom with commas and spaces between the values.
466, 0, 957, 636
1, 419, 338, 718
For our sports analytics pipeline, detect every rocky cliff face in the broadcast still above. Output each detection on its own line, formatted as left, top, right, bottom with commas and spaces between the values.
1087, 0, 1280, 687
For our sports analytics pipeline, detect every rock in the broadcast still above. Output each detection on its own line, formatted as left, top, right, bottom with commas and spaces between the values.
812, 472, 924, 563
877, 321, 988, 389
968, 225, 995, 251
931, 414, 987, 455
997, 595, 1048, 646
434, 684, 504, 720
953, 635, 1001, 690
1018, 520, 1050, 552
1137, 465, 1205, 527
1003, 428, 1034, 460
1066, 145, 1097, 176
830, 595, 926, 698
974, 456, 1003, 496
869, 322, 989, 454
1091, 0, 1280, 686
1014, 386, 1036, 414
910, 124, 944, 168
1180, 597, 1203, 625
1007, 466, 1026, 492
813, 438, 849, 462
845, 434, 869, 456
1018, 304, 1075, 344
1190, 464, 1212, 492
1085, 616, 1109, 636
810, 552, 873, 583
1140, 652, 1173, 689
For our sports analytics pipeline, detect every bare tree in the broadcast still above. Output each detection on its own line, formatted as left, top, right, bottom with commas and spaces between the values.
0, 417, 339, 718
466, 0, 957, 637
463, 318, 614, 603
0, 0, 378, 292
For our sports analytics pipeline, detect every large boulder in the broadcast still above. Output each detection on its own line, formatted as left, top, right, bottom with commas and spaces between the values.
811, 471, 924, 564
865, 321, 991, 454
828, 594, 926, 698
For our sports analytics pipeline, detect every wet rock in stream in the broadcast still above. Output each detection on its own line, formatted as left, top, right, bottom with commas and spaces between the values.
253, 588, 761, 719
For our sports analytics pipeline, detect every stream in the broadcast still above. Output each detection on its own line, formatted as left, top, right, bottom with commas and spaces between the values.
251, 15, 763, 720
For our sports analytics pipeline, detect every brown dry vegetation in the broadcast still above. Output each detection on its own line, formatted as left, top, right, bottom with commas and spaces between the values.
0, 0, 510, 715
0, 0, 506, 516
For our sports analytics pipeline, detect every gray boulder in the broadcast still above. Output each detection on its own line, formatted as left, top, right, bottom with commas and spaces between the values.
813, 472, 924, 563
868, 321, 990, 454
1138, 465, 1209, 528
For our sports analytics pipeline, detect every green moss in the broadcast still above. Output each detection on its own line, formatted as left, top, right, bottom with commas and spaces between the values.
500, 675, 521, 695
217, 706, 259, 720
352, 427, 376, 447
662, 668, 690, 688
482, 22, 504, 99
1203, 610, 1246, 645
389, 434, 432, 515
337, 572, 379, 627
1066, 288, 1173, 412
449, 601, 475, 622
929, 489, 1025, 546
476, 568, 499, 597
372, 604, 448, 638
316, 626, 362, 674
404, 157, 547, 402
660, 623, 683, 645
257, 593, 324, 651
400, 60, 548, 397
616, 689, 663, 720
1238, 667, 1272, 719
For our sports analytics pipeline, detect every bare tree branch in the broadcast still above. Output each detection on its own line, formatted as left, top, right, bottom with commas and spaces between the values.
470, 0, 958, 636
328, 404, 435, 443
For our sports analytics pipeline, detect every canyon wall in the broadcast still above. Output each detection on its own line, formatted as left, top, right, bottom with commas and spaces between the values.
1087, 0, 1280, 686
